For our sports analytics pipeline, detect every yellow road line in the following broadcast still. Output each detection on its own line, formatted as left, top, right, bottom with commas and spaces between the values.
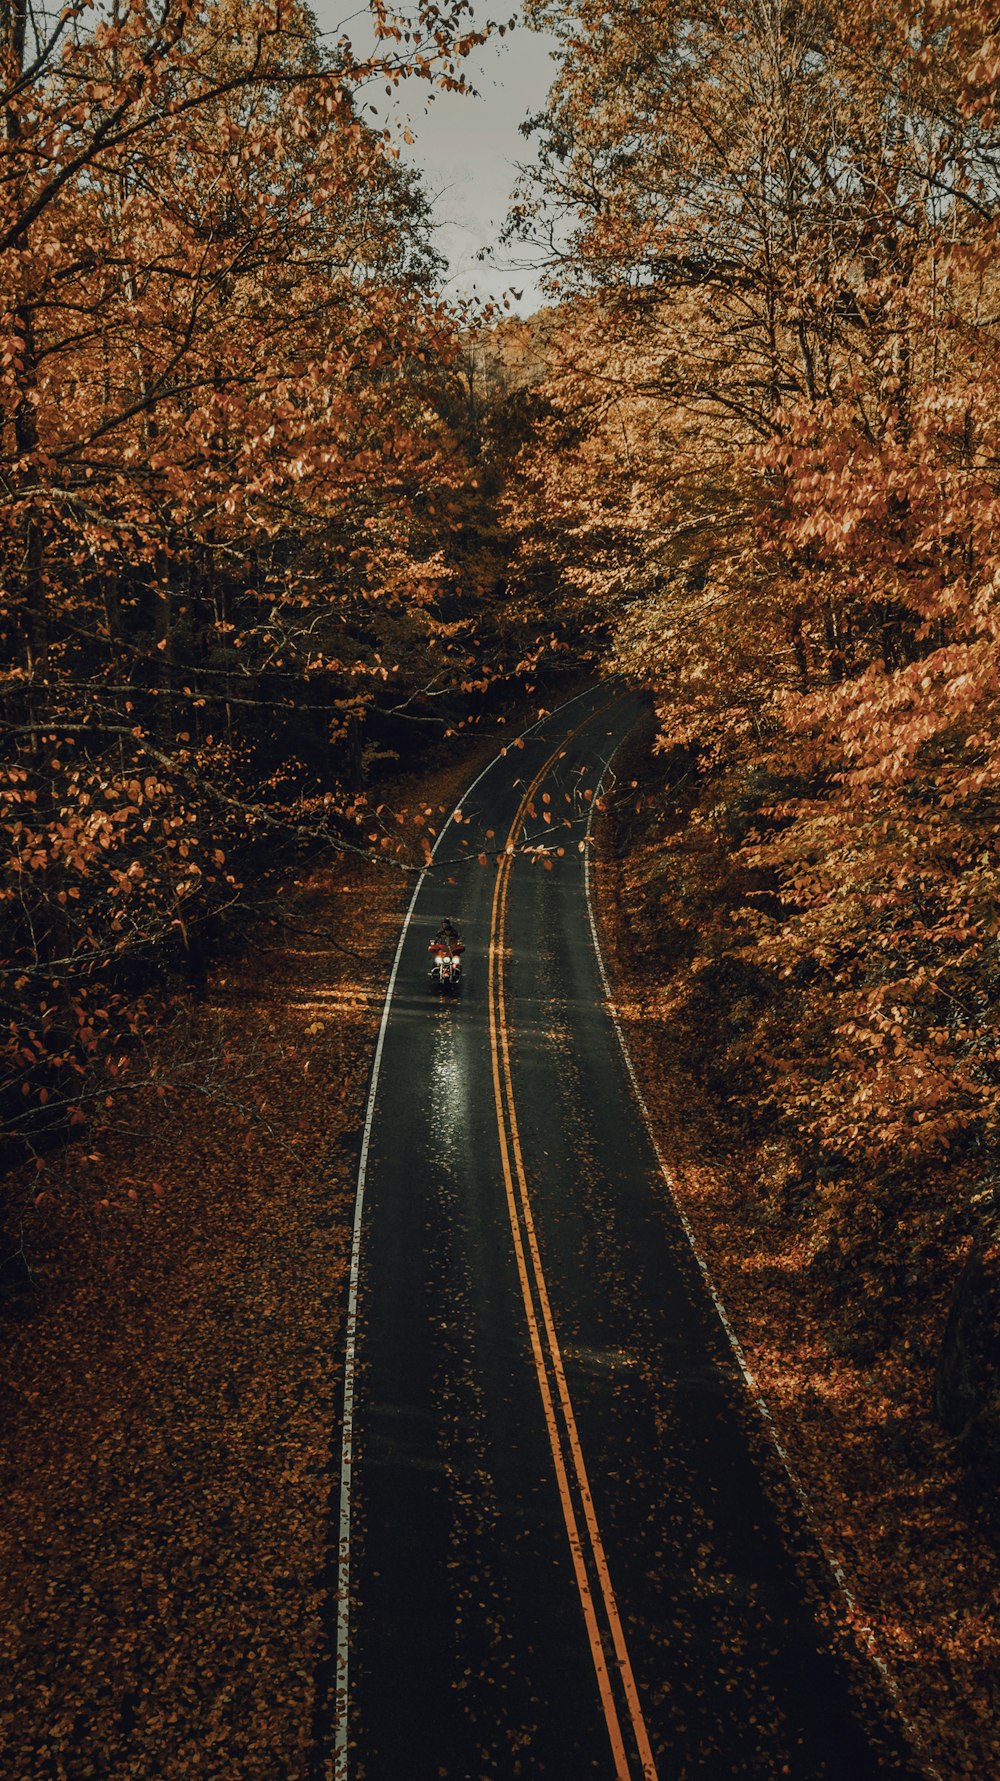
487, 709, 659, 1781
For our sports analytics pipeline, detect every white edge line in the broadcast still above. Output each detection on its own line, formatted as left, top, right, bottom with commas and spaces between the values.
333, 681, 601, 1778
583, 739, 939, 1781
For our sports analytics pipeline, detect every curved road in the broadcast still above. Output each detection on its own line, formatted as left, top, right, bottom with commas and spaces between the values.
331, 687, 921, 1780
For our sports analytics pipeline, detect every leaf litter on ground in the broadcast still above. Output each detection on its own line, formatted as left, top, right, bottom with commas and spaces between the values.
0, 722, 527, 1781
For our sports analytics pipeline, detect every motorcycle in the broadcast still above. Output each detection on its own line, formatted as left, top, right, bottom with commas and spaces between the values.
428, 942, 463, 995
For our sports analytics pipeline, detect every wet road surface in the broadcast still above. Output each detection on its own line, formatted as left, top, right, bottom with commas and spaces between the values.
332, 687, 923, 1780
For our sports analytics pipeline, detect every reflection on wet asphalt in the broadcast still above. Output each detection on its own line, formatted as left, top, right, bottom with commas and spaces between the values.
428, 1007, 465, 1178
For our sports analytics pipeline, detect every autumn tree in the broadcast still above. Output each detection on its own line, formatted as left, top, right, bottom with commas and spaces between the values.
510, 0, 1000, 1442
0, 0, 501, 1163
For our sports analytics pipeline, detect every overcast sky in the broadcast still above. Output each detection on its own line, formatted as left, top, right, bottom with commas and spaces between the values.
309, 3, 561, 311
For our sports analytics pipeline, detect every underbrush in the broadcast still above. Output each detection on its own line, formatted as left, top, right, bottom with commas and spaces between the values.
604, 706, 1000, 1524
597, 706, 1000, 1775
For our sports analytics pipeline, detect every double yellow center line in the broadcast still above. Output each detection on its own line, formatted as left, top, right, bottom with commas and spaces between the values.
486, 715, 658, 1781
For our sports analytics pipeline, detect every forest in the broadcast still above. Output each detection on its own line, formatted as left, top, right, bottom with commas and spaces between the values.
503, 0, 1000, 1438
0, 0, 552, 1170
2, 0, 1000, 1777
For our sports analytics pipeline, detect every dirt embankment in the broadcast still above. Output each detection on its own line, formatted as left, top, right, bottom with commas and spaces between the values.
592, 715, 1000, 1781
0, 719, 521, 1781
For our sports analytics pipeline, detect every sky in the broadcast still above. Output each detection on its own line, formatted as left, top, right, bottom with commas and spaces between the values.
309, 3, 562, 311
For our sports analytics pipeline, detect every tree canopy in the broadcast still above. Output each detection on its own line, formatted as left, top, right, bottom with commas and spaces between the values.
0, 0, 525, 1157
504, 0, 1000, 1193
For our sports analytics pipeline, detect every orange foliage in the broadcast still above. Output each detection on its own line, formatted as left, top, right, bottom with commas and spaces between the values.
0, 0, 502, 1156
509, 0, 1000, 1194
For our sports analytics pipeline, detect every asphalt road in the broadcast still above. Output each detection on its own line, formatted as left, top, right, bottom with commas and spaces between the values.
334, 686, 923, 1780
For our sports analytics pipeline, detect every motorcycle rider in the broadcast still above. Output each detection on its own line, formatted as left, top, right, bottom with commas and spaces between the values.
430, 918, 464, 956
428, 919, 464, 992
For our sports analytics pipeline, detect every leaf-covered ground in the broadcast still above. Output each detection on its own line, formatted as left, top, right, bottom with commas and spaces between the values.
0, 729, 508, 1781
591, 798, 1000, 1781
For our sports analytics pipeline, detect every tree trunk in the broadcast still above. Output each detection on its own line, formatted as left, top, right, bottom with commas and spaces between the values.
935, 1215, 1000, 1438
